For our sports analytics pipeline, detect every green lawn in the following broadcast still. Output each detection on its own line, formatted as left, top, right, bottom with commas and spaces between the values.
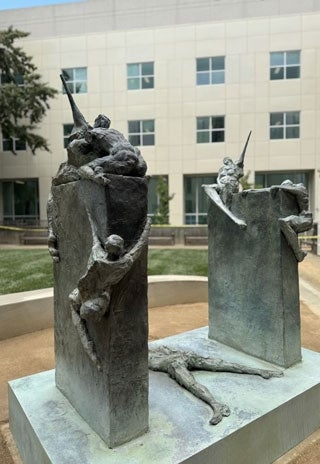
0, 248, 208, 295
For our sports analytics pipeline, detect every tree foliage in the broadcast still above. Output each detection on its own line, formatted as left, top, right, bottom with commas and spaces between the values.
153, 176, 174, 225
0, 26, 58, 154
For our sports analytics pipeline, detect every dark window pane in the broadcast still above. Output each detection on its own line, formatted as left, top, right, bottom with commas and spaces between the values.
212, 116, 224, 129
128, 134, 141, 146
185, 215, 196, 225
211, 56, 225, 70
142, 120, 154, 132
197, 117, 209, 130
142, 76, 154, 88
196, 58, 209, 72
2, 182, 13, 215
15, 74, 24, 85
128, 78, 140, 90
286, 126, 300, 139
270, 127, 283, 139
270, 67, 284, 80
3, 139, 12, 151
254, 174, 265, 188
76, 82, 87, 93
197, 132, 209, 143
128, 120, 140, 133
196, 72, 210, 85
75, 68, 87, 80
142, 134, 154, 145
127, 64, 139, 77
286, 112, 299, 125
287, 51, 300, 65
63, 124, 73, 136
1, 74, 11, 84
270, 113, 284, 126
141, 62, 153, 75
15, 139, 26, 151
212, 71, 224, 84
286, 66, 300, 79
212, 130, 224, 142
270, 52, 284, 66
198, 215, 208, 225
62, 69, 73, 81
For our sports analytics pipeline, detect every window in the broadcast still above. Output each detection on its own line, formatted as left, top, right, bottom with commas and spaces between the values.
1, 179, 39, 224
63, 124, 73, 148
270, 51, 300, 80
127, 62, 154, 90
270, 112, 300, 139
184, 175, 217, 225
255, 172, 309, 190
1, 73, 24, 86
128, 120, 155, 146
197, 116, 225, 143
2, 135, 26, 152
61, 68, 87, 94
196, 56, 225, 85
148, 175, 169, 223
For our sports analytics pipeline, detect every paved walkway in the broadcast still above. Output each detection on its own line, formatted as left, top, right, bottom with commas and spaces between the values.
0, 252, 319, 463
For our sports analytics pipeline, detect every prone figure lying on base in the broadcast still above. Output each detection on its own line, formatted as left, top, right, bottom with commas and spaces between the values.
149, 346, 283, 425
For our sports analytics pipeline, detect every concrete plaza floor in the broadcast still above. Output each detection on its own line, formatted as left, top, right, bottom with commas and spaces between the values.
0, 252, 320, 463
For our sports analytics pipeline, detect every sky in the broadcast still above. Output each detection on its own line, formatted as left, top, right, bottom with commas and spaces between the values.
0, 0, 84, 10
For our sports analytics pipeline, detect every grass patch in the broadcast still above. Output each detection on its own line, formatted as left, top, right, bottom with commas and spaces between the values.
0, 248, 208, 295
148, 249, 208, 276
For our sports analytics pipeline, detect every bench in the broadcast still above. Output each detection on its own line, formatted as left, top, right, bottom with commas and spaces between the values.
149, 233, 175, 246
184, 234, 208, 246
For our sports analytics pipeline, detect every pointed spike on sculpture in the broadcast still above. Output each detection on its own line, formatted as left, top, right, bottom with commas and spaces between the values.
60, 73, 89, 134
236, 130, 252, 168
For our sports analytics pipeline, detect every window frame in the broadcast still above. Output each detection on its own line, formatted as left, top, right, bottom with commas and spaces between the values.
128, 119, 155, 146
184, 174, 217, 225
270, 50, 300, 80
196, 116, 225, 144
63, 123, 74, 149
127, 62, 154, 90
2, 136, 26, 152
269, 111, 300, 140
61, 67, 87, 94
196, 56, 225, 86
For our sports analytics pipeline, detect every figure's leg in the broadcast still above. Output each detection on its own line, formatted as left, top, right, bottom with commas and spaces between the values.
80, 291, 110, 322
167, 361, 230, 425
69, 288, 102, 371
188, 355, 283, 379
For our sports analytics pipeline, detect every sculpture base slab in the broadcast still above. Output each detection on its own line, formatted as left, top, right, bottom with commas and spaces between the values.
9, 328, 320, 464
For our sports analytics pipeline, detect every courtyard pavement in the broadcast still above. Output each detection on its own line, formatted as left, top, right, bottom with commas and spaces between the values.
0, 252, 319, 463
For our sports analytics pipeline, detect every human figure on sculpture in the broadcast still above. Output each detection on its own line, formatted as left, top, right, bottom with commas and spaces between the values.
69, 216, 150, 370
149, 345, 282, 425
60, 74, 146, 180
202, 131, 251, 229
276, 180, 313, 262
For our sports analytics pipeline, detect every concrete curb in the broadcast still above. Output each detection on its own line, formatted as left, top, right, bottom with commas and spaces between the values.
0, 276, 208, 341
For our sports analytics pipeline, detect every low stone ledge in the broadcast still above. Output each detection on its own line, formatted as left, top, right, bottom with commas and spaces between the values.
0, 276, 208, 341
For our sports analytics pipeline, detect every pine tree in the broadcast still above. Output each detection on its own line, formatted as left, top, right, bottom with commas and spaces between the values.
153, 176, 174, 225
0, 26, 58, 154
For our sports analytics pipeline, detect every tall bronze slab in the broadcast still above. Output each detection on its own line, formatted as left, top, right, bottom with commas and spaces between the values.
51, 175, 149, 448
208, 189, 301, 368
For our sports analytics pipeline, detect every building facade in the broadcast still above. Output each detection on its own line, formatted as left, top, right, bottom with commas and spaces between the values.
0, 0, 319, 229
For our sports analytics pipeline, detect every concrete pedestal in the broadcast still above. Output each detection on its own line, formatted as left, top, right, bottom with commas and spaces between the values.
207, 189, 302, 367
9, 328, 320, 464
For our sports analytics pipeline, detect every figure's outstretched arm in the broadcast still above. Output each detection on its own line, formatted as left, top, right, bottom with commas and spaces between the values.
126, 218, 151, 261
